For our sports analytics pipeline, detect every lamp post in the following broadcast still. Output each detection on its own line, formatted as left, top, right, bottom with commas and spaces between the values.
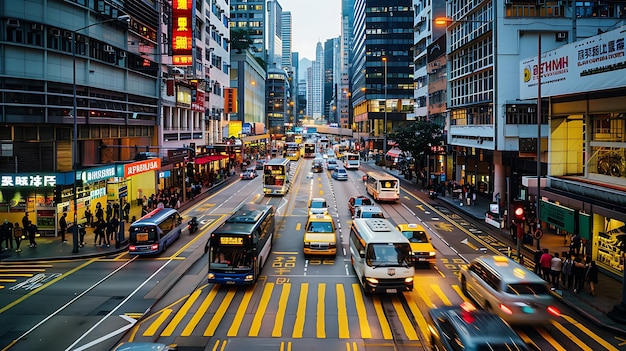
71, 14, 129, 253
382, 56, 388, 156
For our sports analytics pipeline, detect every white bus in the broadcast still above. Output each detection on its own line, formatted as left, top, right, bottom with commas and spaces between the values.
349, 218, 414, 294
344, 153, 360, 170
263, 158, 291, 195
364, 171, 400, 202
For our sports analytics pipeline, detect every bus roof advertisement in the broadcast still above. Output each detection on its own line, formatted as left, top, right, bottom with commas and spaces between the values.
124, 158, 161, 177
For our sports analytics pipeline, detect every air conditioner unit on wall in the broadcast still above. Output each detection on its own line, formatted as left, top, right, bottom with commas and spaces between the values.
103, 45, 114, 53
556, 32, 568, 41
119, 52, 126, 58
50, 28, 61, 37
7, 19, 20, 28
32, 23, 44, 31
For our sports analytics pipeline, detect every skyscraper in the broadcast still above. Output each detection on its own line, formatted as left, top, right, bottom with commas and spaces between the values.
311, 42, 324, 119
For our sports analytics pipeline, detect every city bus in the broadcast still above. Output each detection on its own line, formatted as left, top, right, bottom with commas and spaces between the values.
206, 204, 275, 285
128, 208, 184, 255
303, 143, 317, 158
364, 171, 400, 202
284, 142, 301, 161
349, 218, 414, 294
263, 158, 291, 195
344, 152, 360, 170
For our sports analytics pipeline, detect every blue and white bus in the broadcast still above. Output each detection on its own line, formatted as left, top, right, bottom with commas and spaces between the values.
344, 153, 360, 170
128, 208, 184, 255
206, 204, 275, 285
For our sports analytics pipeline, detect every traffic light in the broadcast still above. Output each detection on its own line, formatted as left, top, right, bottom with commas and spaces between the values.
512, 201, 526, 223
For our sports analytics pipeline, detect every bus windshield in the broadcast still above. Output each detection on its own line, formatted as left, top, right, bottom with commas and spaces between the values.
129, 225, 159, 244
209, 246, 252, 270
381, 180, 398, 189
366, 243, 411, 267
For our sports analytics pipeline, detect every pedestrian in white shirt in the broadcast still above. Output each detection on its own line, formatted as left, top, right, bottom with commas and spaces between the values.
550, 252, 563, 289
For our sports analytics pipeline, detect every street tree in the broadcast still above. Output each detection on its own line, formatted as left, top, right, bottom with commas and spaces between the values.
388, 120, 444, 185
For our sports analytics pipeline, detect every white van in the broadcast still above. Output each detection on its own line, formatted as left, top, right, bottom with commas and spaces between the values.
459, 255, 560, 324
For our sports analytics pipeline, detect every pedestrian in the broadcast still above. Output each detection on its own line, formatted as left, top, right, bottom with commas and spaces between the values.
561, 254, 574, 290
59, 212, 68, 242
550, 252, 563, 289
22, 212, 30, 231
105, 202, 113, 222
533, 249, 543, 275
539, 248, 553, 281
123, 201, 131, 222
84, 207, 93, 227
0, 219, 12, 250
572, 255, 586, 293
27, 221, 37, 248
95, 202, 104, 223
141, 205, 150, 217
571, 233, 582, 255
585, 260, 599, 296
95, 220, 108, 247
13, 222, 23, 253
107, 217, 119, 246
113, 201, 120, 219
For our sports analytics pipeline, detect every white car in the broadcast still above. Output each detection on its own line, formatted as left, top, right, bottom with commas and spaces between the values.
308, 197, 329, 215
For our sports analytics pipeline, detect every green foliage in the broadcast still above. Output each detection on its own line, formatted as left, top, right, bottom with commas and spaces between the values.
230, 29, 252, 54
388, 120, 444, 170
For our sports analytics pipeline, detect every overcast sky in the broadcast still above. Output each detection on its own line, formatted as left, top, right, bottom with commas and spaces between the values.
279, 0, 342, 61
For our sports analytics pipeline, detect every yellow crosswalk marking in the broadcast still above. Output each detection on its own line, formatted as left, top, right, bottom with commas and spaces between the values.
559, 314, 620, 351
431, 284, 452, 306
292, 283, 309, 338
273, 283, 291, 337
317, 283, 326, 338
182, 285, 218, 336
452, 285, 470, 302
249, 282, 274, 336
143, 309, 172, 337
228, 286, 254, 337
352, 284, 372, 338
336, 284, 349, 338
205, 288, 236, 336
372, 296, 393, 339
162, 289, 202, 336
392, 295, 418, 340
550, 319, 594, 351
416, 284, 436, 309
404, 292, 430, 342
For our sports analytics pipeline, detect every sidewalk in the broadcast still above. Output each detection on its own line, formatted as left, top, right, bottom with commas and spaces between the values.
0, 175, 238, 263
368, 160, 626, 334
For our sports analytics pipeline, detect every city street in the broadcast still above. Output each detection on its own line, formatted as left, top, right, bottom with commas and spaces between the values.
0, 156, 623, 351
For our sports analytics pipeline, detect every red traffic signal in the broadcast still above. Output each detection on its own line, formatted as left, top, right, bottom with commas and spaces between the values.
512, 201, 526, 223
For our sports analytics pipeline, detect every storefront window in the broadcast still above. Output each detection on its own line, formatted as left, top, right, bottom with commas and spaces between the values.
595, 217, 626, 274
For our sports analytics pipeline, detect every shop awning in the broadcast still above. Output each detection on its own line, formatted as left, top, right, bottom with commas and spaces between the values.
194, 155, 228, 165
386, 148, 403, 158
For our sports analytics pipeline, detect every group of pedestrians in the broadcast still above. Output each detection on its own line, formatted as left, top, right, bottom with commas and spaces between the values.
537, 248, 599, 296
83, 201, 129, 248
1, 213, 40, 252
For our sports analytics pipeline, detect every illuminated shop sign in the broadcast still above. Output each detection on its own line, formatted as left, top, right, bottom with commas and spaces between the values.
90, 188, 107, 199
80, 166, 117, 183
124, 158, 161, 177
1, 174, 57, 188
172, 0, 194, 66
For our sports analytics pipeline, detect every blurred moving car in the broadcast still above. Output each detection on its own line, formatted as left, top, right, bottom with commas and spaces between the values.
240, 168, 258, 180
348, 195, 373, 216
428, 302, 532, 351
255, 159, 266, 170
112, 342, 178, 351
331, 167, 348, 180
353, 205, 385, 219
396, 223, 436, 267
308, 197, 329, 215
459, 255, 560, 325
312, 160, 324, 173
326, 158, 338, 170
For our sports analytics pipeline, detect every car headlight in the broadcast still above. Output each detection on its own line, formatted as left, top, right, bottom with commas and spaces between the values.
366, 277, 379, 284
404, 277, 414, 283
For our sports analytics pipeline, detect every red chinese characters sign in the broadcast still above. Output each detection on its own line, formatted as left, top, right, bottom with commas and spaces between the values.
172, 0, 193, 66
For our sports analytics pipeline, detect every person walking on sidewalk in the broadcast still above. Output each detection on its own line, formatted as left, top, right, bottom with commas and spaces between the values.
27, 221, 37, 248
550, 252, 563, 289
585, 260, 599, 296
59, 212, 68, 242
1, 219, 13, 251
539, 249, 553, 281
573, 255, 587, 293
13, 222, 23, 253
562, 254, 574, 290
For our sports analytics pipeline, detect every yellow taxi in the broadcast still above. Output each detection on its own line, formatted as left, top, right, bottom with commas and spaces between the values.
396, 223, 436, 266
303, 214, 337, 257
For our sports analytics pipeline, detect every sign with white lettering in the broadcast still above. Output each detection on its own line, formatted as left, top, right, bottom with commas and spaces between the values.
124, 159, 161, 177
80, 166, 117, 184
0, 174, 57, 188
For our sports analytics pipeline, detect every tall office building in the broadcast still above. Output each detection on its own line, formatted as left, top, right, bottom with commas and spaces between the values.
339, 0, 355, 128
310, 42, 324, 119
324, 38, 340, 124
230, 0, 268, 63
281, 12, 293, 69
351, 0, 414, 149
266, 0, 283, 69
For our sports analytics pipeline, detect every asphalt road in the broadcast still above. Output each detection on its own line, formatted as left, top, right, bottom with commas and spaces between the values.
0, 157, 622, 351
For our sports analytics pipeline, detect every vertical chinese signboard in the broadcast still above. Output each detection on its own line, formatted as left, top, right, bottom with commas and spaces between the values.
224, 88, 238, 114
172, 0, 194, 66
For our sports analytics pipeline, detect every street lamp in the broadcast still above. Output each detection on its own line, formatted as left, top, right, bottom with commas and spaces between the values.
382, 56, 388, 156
71, 14, 129, 253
